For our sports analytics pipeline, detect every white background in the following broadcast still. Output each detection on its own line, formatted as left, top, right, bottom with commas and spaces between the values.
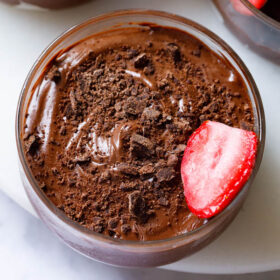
0, 0, 280, 278
0, 190, 280, 279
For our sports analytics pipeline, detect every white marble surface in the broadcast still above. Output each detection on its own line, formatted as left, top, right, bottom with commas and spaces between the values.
1, 0, 280, 276
1, 189, 280, 280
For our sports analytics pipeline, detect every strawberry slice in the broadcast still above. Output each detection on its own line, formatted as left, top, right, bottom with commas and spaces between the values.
181, 121, 257, 218
231, 0, 267, 16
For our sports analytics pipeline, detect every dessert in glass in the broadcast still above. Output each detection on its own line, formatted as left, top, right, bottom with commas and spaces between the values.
16, 10, 265, 267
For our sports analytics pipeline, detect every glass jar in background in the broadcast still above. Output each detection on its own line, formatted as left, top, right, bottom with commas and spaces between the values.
16, 10, 265, 267
213, 0, 280, 64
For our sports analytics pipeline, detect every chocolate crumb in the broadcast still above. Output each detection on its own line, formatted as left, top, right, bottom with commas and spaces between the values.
159, 197, 169, 207
166, 43, 181, 62
116, 163, 138, 176
128, 191, 147, 222
24, 135, 40, 155
134, 53, 149, 68
130, 134, 154, 158
108, 217, 119, 229
167, 154, 178, 167
121, 224, 131, 234
156, 167, 176, 183
141, 107, 161, 122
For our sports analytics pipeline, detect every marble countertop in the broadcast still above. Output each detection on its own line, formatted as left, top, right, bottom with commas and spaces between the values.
0, 189, 279, 279
1, 0, 280, 278
0, 190, 279, 279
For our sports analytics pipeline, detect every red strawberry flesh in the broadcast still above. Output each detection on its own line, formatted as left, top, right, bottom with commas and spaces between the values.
181, 121, 257, 218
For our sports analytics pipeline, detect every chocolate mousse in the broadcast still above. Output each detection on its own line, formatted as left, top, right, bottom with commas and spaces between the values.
22, 25, 254, 241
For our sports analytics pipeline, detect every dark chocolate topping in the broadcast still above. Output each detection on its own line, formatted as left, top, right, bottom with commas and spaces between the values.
22, 25, 254, 241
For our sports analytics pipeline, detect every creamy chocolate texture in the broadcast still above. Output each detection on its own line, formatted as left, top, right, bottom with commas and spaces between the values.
22, 25, 254, 241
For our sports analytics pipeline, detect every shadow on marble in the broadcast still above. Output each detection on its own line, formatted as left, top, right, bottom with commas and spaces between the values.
0, 190, 280, 280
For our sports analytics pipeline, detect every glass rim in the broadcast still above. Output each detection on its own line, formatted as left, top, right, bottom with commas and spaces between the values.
15, 9, 266, 248
240, 0, 280, 30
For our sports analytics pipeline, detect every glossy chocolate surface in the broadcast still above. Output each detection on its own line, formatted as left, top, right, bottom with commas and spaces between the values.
22, 25, 254, 241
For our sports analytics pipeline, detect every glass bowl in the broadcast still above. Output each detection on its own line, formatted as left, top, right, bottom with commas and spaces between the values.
16, 10, 265, 267
213, 0, 280, 63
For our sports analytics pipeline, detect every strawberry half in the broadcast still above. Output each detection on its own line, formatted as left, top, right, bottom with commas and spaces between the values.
181, 121, 257, 219
231, 0, 267, 16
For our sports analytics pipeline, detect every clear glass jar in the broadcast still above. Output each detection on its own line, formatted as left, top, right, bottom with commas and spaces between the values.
16, 10, 265, 267
213, 0, 280, 64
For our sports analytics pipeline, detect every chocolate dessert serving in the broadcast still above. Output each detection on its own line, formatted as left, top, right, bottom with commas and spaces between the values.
22, 25, 254, 241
